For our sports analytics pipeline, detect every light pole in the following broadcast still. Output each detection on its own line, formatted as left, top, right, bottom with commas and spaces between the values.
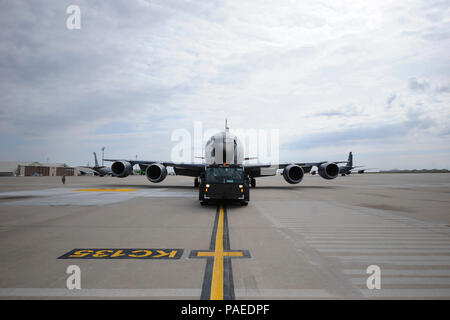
101, 147, 105, 167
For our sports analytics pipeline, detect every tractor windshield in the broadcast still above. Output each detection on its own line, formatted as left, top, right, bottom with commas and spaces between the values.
206, 167, 244, 184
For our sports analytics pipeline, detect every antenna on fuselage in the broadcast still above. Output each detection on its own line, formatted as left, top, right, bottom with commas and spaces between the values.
225, 119, 229, 132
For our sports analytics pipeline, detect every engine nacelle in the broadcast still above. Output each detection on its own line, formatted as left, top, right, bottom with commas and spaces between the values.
283, 164, 304, 184
318, 162, 339, 180
111, 161, 133, 178
146, 163, 167, 183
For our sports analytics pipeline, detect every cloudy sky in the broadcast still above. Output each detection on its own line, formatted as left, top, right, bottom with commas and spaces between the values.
1, 0, 449, 169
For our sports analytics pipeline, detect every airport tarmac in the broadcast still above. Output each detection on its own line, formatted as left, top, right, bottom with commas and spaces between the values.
0, 173, 449, 299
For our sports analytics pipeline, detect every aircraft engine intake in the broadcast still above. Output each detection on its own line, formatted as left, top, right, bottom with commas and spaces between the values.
111, 161, 133, 178
283, 164, 304, 184
146, 163, 168, 183
318, 162, 339, 180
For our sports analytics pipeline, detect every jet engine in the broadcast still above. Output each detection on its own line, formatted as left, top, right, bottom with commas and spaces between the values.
283, 164, 304, 184
318, 162, 339, 180
111, 161, 133, 178
146, 163, 168, 183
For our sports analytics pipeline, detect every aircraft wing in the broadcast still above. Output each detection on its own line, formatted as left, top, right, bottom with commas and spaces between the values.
348, 165, 372, 171
244, 161, 337, 177
104, 158, 345, 178
104, 159, 205, 177
80, 166, 107, 169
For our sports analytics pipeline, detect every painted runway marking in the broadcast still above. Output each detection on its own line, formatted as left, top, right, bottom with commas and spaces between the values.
1, 287, 448, 299
58, 248, 183, 259
190, 204, 250, 300
73, 188, 139, 192
257, 200, 450, 299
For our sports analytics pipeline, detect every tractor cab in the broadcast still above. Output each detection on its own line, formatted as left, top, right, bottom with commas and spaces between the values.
199, 165, 249, 205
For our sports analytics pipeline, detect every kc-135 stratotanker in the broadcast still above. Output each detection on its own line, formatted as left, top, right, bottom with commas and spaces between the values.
104, 122, 345, 205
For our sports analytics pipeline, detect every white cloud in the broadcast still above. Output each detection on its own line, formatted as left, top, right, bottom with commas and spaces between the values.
0, 0, 449, 169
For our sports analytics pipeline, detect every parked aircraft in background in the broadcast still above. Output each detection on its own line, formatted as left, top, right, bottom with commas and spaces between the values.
337, 152, 365, 176
80, 152, 112, 177
311, 152, 368, 176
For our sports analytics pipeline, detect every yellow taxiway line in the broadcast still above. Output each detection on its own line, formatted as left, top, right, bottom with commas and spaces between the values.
203, 205, 243, 299
210, 205, 225, 300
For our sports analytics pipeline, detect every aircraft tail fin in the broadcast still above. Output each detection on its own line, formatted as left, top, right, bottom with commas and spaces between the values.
347, 152, 353, 168
93, 152, 99, 167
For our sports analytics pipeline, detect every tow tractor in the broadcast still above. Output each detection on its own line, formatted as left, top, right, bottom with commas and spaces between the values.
199, 165, 249, 206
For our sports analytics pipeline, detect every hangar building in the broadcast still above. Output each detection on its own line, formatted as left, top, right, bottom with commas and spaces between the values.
0, 162, 75, 177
